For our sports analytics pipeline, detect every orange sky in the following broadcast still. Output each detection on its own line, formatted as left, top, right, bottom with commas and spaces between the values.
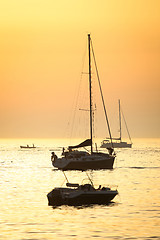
0, 0, 160, 138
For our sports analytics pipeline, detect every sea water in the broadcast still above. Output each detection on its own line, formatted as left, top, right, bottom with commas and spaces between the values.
0, 138, 160, 240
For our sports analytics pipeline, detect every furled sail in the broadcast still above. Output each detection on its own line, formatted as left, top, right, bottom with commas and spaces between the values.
68, 139, 92, 150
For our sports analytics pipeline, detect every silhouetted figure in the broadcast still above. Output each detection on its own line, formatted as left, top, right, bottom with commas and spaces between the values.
51, 152, 57, 162
107, 147, 114, 155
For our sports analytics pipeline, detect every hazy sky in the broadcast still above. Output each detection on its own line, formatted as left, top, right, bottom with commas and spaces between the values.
0, 0, 160, 138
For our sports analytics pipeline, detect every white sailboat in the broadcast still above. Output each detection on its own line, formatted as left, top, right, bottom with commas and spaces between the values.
101, 100, 132, 148
51, 34, 115, 171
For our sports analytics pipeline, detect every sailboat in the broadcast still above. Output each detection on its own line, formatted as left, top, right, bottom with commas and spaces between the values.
47, 171, 118, 206
101, 100, 132, 148
51, 34, 115, 171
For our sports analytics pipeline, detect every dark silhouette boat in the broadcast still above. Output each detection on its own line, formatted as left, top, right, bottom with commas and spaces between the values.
47, 172, 118, 206
20, 144, 36, 149
51, 34, 115, 171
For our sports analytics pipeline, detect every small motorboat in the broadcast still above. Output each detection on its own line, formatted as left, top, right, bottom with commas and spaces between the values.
47, 183, 118, 206
47, 172, 118, 206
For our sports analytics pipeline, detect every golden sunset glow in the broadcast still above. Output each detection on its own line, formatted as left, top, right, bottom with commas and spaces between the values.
0, 0, 160, 138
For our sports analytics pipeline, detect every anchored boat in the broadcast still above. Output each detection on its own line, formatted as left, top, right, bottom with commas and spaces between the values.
20, 144, 36, 149
51, 34, 115, 171
47, 172, 118, 206
101, 100, 132, 148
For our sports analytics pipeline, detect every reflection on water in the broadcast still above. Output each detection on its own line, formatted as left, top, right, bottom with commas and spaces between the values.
0, 138, 160, 239
50, 201, 118, 210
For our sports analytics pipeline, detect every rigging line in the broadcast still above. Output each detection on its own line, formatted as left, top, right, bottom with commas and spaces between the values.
90, 39, 114, 148
118, 99, 122, 141
121, 107, 132, 144
68, 43, 87, 141
91, 74, 97, 140
85, 172, 94, 187
62, 171, 69, 183
69, 71, 83, 140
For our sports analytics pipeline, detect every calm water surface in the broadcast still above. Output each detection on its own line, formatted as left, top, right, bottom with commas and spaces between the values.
0, 138, 160, 240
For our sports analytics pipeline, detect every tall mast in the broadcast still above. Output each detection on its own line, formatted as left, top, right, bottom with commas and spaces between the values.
119, 99, 122, 141
88, 34, 93, 153
90, 40, 114, 148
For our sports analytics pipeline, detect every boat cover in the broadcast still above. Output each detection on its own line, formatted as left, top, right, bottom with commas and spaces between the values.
68, 139, 91, 150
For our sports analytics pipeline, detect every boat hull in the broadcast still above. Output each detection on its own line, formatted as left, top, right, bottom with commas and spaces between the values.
101, 142, 132, 148
47, 188, 118, 206
67, 192, 117, 206
20, 146, 36, 149
52, 155, 115, 171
